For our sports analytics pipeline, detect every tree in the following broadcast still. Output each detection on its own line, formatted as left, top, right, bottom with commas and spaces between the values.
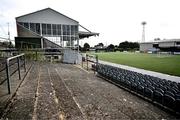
94, 43, 104, 48
83, 43, 90, 51
98, 43, 104, 47
119, 41, 129, 50
119, 41, 139, 51
106, 44, 115, 52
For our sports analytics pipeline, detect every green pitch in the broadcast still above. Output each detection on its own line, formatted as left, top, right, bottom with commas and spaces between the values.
94, 52, 180, 77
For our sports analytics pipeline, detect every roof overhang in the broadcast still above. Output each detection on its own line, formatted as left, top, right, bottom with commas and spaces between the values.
78, 31, 99, 39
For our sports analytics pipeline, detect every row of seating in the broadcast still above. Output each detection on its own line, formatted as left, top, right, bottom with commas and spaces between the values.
97, 64, 180, 114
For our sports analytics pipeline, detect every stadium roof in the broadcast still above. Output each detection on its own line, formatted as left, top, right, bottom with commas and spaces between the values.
78, 31, 99, 39
141, 39, 180, 44
16, 7, 79, 23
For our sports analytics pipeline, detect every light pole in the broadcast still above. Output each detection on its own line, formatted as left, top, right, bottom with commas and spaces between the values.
141, 21, 146, 42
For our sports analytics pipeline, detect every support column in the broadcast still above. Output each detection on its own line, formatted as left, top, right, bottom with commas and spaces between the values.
41, 38, 43, 48
77, 36, 79, 53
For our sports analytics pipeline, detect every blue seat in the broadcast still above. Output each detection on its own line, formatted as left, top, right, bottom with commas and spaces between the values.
175, 99, 180, 113
124, 80, 131, 89
175, 93, 180, 99
165, 91, 175, 98
163, 94, 175, 110
153, 90, 163, 104
131, 82, 137, 92
137, 84, 144, 95
155, 88, 164, 94
144, 87, 153, 99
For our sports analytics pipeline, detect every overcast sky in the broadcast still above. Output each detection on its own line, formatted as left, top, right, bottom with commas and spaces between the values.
1, 0, 180, 47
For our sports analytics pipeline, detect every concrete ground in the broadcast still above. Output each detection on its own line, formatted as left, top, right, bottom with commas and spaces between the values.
1, 62, 179, 119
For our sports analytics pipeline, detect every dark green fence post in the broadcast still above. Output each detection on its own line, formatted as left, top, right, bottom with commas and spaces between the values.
17, 57, 21, 80
86, 54, 88, 70
6, 61, 11, 94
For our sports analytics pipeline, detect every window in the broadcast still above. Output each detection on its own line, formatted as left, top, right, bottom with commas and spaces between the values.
42, 24, 47, 35
57, 24, 61, 35
63, 25, 67, 35
176, 42, 180, 45
153, 44, 159, 48
71, 36, 75, 41
47, 24, 51, 35
74, 25, 78, 35
52, 24, 57, 35
63, 36, 67, 41
67, 25, 70, 35
35, 23, 40, 34
71, 25, 75, 35
23, 23, 29, 29
30, 23, 35, 32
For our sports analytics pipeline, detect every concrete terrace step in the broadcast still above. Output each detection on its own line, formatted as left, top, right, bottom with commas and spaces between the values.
2, 62, 84, 120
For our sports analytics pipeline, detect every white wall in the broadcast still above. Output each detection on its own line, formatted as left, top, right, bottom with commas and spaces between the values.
140, 43, 153, 51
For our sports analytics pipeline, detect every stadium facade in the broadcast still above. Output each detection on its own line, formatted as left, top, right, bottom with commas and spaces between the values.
15, 8, 99, 49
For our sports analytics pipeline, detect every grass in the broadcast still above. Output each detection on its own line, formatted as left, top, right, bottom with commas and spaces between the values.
93, 52, 180, 77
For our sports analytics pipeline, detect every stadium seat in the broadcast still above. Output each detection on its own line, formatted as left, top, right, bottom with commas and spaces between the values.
131, 82, 137, 92
153, 90, 163, 104
124, 80, 131, 89
175, 93, 180, 99
163, 94, 175, 109
144, 87, 153, 99
137, 84, 144, 95
155, 88, 164, 94
175, 99, 180, 113
96, 63, 180, 113
165, 91, 175, 98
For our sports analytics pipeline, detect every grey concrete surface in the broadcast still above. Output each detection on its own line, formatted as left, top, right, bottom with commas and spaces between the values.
0, 60, 32, 116
1, 62, 179, 119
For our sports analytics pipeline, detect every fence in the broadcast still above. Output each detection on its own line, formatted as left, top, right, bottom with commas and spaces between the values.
82, 54, 98, 73
0, 53, 26, 94
0, 48, 63, 62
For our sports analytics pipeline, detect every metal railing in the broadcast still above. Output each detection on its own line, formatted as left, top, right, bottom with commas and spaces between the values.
82, 54, 98, 73
0, 53, 26, 94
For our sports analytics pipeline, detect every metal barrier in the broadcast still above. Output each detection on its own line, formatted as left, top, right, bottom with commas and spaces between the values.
83, 54, 98, 73
0, 53, 26, 94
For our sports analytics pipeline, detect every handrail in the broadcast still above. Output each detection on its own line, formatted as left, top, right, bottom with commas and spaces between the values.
84, 54, 98, 73
5, 53, 26, 94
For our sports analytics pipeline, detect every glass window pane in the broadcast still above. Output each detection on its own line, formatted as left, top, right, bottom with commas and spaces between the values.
67, 25, 70, 35
52, 24, 57, 35
23, 23, 29, 29
57, 24, 61, 35
63, 36, 67, 41
71, 25, 75, 35
42, 24, 46, 35
75, 25, 78, 35
63, 25, 66, 35
47, 24, 51, 35
30, 23, 35, 32
35, 23, 40, 34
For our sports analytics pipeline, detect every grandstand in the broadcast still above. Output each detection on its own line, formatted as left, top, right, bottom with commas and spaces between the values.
140, 39, 180, 53
15, 8, 99, 63
15, 8, 99, 49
